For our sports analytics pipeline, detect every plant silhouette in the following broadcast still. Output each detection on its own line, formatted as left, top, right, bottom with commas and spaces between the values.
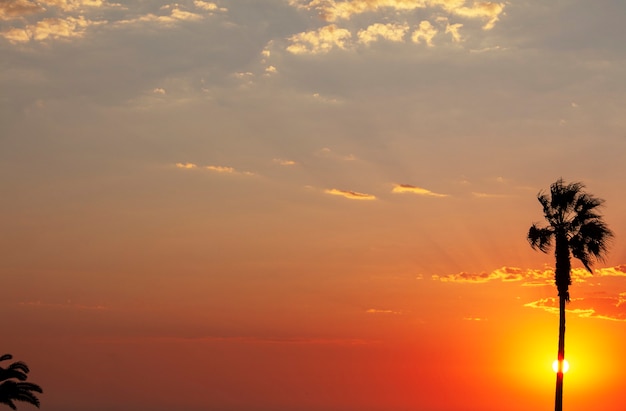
528, 178, 613, 411
0, 355, 42, 410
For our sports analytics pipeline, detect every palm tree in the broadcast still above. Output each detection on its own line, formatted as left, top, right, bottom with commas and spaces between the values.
0, 355, 42, 410
528, 178, 613, 411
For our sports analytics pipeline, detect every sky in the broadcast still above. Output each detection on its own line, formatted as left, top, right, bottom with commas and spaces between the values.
1, 0, 626, 410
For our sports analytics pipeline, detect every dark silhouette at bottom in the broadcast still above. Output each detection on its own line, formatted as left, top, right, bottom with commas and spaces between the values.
0, 354, 43, 410
528, 178, 613, 411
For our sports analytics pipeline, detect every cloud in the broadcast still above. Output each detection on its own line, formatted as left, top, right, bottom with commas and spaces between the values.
445, 22, 463, 42
206, 165, 255, 176
273, 158, 297, 166
153, 88, 166, 95
451, 1, 504, 30
366, 308, 403, 314
0, 1, 222, 44
0, 0, 45, 20
595, 265, 626, 277
176, 162, 198, 169
525, 294, 626, 322
1, 15, 100, 43
169, 8, 204, 22
287, 24, 352, 54
290, 0, 505, 30
176, 163, 254, 176
317, 147, 355, 161
411, 20, 437, 47
193, 1, 227, 13
206, 165, 235, 173
325, 188, 376, 200
433, 266, 535, 284
392, 184, 448, 197
39, 0, 108, 12
120, 7, 205, 26
357, 22, 409, 45
432, 266, 626, 285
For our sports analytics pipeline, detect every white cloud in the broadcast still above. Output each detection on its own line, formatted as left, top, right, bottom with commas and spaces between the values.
325, 188, 376, 200
289, 0, 505, 30
392, 184, 448, 197
411, 20, 437, 47
176, 162, 198, 169
445, 22, 463, 42
287, 24, 352, 55
357, 22, 409, 45
1, 15, 100, 43
273, 159, 296, 166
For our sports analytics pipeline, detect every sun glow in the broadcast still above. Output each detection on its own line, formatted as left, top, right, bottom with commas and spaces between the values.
552, 359, 570, 373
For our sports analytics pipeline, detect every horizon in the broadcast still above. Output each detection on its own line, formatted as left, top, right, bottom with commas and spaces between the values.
2, 1, 626, 410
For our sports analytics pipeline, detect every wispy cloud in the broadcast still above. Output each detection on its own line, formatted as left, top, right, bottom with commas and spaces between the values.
1, 0, 224, 43
325, 188, 376, 200
175, 162, 198, 169
525, 294, 626, 322
175, 163, 255, 176
433, 266, 535, 284
445, 21, 463, 43
289, 0, 504, 30
366, 308, 403, 315
595, 265, 626, 277
2, 15, 102, 43
273, 158, 297, 166
317, 147, 356, 161
433, 266, 626, 286
392, 184, 448, 197
206, 165, 255, 176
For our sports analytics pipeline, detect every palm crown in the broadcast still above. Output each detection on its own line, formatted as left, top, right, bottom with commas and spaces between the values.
528, 178, 613, 300
0, 355, 42, 410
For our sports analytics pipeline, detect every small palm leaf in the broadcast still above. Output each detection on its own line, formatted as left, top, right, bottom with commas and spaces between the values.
0, 380, 43, 409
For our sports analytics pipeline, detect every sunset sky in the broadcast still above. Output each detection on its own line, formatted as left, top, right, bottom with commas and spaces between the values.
2, 1, 626, 410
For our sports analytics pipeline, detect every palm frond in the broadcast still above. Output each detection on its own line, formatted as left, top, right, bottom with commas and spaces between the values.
0, 398, 17, 410
0, 381, 43, 409
0, 355, 13, 363
537, 193, 554, 221
16, 383, 42, 395
8, 362, 30, 375
550, 179, 584, 215
528, 224, 553, 253
0, 369, 28, 383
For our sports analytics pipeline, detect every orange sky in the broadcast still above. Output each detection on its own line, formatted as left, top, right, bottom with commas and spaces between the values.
2, 1, 626, 410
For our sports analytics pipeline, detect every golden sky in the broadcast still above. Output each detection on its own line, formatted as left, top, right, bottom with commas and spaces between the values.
1, 1, 626, 410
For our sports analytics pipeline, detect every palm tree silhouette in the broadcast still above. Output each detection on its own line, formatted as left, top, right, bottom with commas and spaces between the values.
0, 355, 42, 410
528, 178, 613, 411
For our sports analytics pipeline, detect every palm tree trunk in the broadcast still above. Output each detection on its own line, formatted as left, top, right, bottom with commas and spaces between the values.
554, 294, 566, 411
553, 231, 570, 411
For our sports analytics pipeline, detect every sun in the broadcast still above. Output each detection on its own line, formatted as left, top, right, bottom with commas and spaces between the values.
552, 359, 570, 373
